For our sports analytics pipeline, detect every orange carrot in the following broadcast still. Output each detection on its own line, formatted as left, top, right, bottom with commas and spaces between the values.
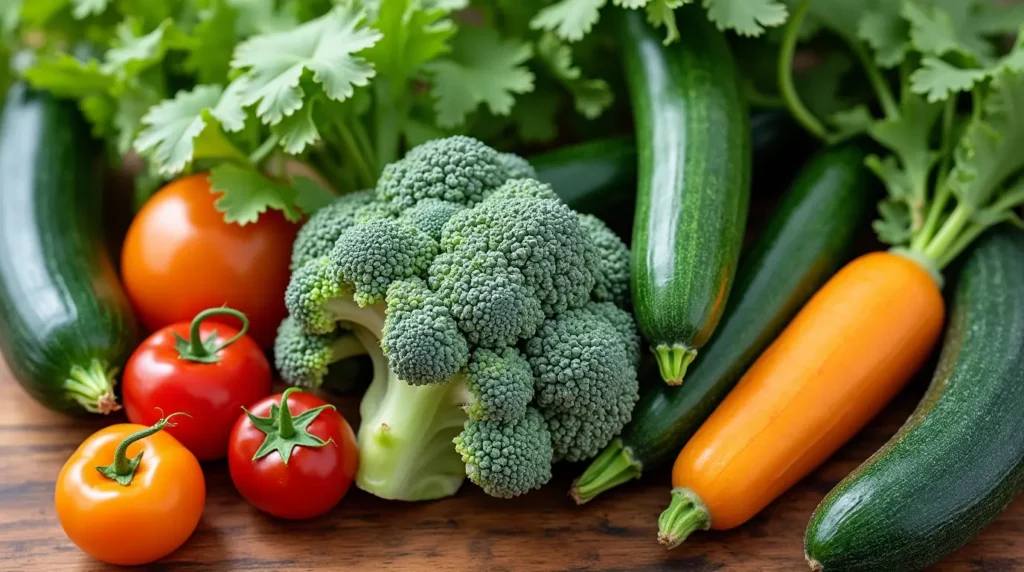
657, 251, 945, 548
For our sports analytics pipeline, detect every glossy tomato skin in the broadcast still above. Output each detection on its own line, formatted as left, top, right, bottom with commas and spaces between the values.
123, 322, 272, 461
120, 174, 299, 348
55, 423, 205, 565
228, 392, 358, 519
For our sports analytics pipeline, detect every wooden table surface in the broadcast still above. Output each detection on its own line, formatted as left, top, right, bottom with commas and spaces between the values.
1, 358, 1021, 572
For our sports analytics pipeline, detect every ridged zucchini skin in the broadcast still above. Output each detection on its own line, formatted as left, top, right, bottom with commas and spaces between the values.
618, 6, 752, 384
0, 84, 139, 414
571, 145, 874, 502
805, 228, 1024, 572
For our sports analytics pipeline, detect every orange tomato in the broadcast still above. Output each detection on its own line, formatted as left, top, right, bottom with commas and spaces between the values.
120, 174, 299, 348
55, 417, 206, 565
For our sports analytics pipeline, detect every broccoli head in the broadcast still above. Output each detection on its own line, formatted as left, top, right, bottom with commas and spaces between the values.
578, 214, 632, 309
332, 219, 438, 306
525, 304, 640, 462
273, 136, 641, 502
396, 198, 465, 241
381, 278, 469, 385
455, 407, 553, 499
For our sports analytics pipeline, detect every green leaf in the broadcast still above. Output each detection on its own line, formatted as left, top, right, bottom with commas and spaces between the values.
114, 85, 162, 154
19, 0, 66, 27
72, 0, 107, 19
857, 1, 909, 68
363, 0, 455, 85
134, 85, 229, 176
184, 0, 237, 84
948, 70, 1024, 211
426, 27, 534, 128
536, 33, 612, 119
530, 0, 606, 43
614, 0, 648, 8
230, 4, 382, 126
103, 19, 194, 80
272, 100, 320, 154
910, 57, 988, 102
23, 55, 113, 98
903, 1, 960, 58
211, 77, 249, 133
209, 163, 302, 225
704, 0, 788, 37
292, 176, 336, 215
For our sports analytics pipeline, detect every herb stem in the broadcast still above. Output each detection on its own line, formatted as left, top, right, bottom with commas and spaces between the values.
374, 80, 401, 168
778, 0, 831, 141
335, 121, 375, 189
849, 41, 898, 120
249, 134, 281, 166
922, 203, 971, 268
351, 118, 379, 176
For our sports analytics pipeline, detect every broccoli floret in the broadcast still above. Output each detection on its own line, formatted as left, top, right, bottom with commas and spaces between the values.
291, 190, 376, 269
396, 198, 465, 241
275, 136, 642, 502
496, 152, 537, 180
525, 305, 639, 462
431, 251, 545, 348
274, 316, 368, 389
485, 178, 558, 202
464, 347, 534, 422
381, 278, 469, 385
332, 219, 438, 307
578, 214, 631, 309
454, 407, 553, 498
440, 197, 595, 316
377, 136, 509, 209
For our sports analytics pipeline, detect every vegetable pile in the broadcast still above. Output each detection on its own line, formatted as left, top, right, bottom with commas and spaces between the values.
276, 134, 640, 500
1, 0, 1023, 569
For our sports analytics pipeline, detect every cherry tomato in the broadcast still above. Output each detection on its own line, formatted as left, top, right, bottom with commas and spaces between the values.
120, 173, 299, 348
228, 388, 358, 519
123, 307, 272, 461
56, 414, 205, 566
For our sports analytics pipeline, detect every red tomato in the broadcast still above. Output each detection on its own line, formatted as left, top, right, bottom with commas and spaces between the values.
228, 388, 358, 519
123, 308, 272, 461
120, 173, 299, 348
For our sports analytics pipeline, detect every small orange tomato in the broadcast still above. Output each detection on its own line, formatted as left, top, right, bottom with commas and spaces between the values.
55, 414, 205, 566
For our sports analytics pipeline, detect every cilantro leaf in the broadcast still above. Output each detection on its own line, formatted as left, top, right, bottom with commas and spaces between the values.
910, 57, 989, 103
184, 1, 238, 84
23, 55, 113, 97
857, 1, 909, 68
272, 101, 319, 154
530, 0, 606, 43
229, 5, 382, 126
72, 0, 108, 19
134, 85, 241, 176
209, 163, 302, 225
426, 27, 534, 128
103, 19, 194, 80
646, 0, 687, 44
536, 33, 612, 119
705, 0, 788, 37
364, 0, 455, 84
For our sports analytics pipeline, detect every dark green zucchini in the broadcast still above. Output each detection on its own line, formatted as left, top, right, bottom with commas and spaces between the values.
571, 144, 874, 503
804, 228, 1024, 572
619, 6, 752, 384
0, 84, 139, 414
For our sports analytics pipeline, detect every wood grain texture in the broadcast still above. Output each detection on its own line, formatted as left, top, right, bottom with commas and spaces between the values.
0, 357, 1021, 572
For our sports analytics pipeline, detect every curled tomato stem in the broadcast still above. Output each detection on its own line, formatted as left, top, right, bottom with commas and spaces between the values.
175, 307, 251, 363
95, 412, 190, 486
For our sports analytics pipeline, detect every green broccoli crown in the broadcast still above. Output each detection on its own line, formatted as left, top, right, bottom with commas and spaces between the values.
377, 136, 510, 209
485, 178, 558, 202
587, 301, 642, 367
290, 190, 376, 269
381, 278, 469, 385
525, 305, 639, 462
285, 256, 346, 335
464, 347, 534, 422
454, 407, 553, 499
430, 251, 545, 348
274, 316, 366, 389
440, 196, 595, 316
353, 200, 401, 223
578, 214, 631, 309
496, 152, 537, 181
332, 219, 438, 307
396, 198, 465, 242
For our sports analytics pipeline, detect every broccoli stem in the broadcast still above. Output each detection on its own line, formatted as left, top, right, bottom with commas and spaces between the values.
356, 373, 471, 501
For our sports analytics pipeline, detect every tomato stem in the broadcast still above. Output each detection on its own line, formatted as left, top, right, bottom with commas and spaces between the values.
244, 387, 335, 465
175, 307, 251, 364
95, 412, 189, 486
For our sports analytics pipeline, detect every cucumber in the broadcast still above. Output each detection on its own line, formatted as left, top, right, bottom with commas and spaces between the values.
0, 84, 139, 415
619, 6, 752, 384
805, 228, 1024, 572
571, 145, 874, 503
